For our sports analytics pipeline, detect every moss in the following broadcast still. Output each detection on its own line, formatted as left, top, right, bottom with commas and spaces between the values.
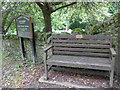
4, 34, 18, 40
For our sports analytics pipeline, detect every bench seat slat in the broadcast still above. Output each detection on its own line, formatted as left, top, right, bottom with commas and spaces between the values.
47, 55, 111, 71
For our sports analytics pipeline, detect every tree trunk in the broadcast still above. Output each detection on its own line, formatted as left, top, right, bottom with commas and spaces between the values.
42, 10, 52, 33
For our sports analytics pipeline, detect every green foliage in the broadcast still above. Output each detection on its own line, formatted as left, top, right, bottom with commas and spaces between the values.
12, 55, 21, 60
85, 12, 119, 51
72, 28, 87, 34
91, 25, 102, 35
69, 20, 89, 30
60, 32, 71, 35
14, 62, 24, 69
2, 2, 118, 35
52, 2, 116, 31
108, 2, 119, 15
2, 2, 44, 34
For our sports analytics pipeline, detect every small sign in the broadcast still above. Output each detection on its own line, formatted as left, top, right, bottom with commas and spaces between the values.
16, 15, 33, 38
76, 35, 83, 38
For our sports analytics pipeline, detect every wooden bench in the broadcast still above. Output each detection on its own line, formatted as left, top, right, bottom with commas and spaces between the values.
43, 35, 116, 87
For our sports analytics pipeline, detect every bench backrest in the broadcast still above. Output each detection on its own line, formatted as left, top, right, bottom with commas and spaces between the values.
51, 35, 112, 58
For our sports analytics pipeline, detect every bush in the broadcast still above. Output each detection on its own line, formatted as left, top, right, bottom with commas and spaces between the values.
71, 28, 87, 34
92, 25, 101, 35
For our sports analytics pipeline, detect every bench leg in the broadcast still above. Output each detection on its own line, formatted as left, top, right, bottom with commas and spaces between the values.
110, 69, 114, 87
44, 52, 48, 80
44, 64, 48, 80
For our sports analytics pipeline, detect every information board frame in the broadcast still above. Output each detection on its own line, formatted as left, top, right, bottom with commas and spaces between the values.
16, 15, 33, 38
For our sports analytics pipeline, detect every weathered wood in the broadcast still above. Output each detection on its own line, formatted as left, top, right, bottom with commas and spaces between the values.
44, 35, 116, 87
110, 56, 115, 87
47, 55, 111, 71
53, 51, 110, 58
52, 35, 112, 40
30, 23, 36, 63
16, 15, 33, 38
44, 51, 48, 80
53, 43, 111, 48
44, 45, 53, 52
110, 48, 116, 57
53, 40, 111, 44
19, 37, 25, 60
53, 47, 110, 53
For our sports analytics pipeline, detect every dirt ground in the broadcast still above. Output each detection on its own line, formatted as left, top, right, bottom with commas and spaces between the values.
1, 55, 120, 88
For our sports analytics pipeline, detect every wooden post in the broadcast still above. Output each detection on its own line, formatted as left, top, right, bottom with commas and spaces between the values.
31, 38, 36, 63
30, 23, 36, 63
19, 37, 25, 60
110, 56, 115, 87
44, 51, 48, 80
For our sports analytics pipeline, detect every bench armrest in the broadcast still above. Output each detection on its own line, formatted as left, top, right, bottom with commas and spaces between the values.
44, 45, 53, 52
110, 48, 116, 57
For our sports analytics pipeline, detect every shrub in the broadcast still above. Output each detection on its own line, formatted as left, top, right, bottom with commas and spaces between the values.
71, 28, 87, 34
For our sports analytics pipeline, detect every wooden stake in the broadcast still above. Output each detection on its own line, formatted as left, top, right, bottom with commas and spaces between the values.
19, 37, 25, 60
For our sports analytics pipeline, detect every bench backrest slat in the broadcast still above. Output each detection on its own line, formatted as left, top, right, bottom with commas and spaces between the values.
51, 35, 112, 58
52, 35, 112, 40
52, 40, 111, 44
53, 51, 110, 58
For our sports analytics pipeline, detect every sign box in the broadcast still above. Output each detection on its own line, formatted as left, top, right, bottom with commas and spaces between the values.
16, 15, 33, 38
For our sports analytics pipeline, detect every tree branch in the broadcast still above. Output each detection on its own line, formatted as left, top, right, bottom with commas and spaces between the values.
36, 2, 44, 9
52, 2, 77, 13
51, 2, 62, 6
3, 16, 18, 35
2, 3, 17, 34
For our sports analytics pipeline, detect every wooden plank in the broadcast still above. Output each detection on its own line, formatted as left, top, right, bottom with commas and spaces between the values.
44, 45, 53, 52
50, 55, 111, 65
53, 51, 110, 57
49, 55, 111, 64
52, 35, 112, 40
53, 43, 111, 48
52, 40, 111, 44
44, 51, 48, 80
53, 47, 110, 53
19, 37, 25, 60
110, 48, 116, 56
110, 56, 115, 87
47, 55, 111, 70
